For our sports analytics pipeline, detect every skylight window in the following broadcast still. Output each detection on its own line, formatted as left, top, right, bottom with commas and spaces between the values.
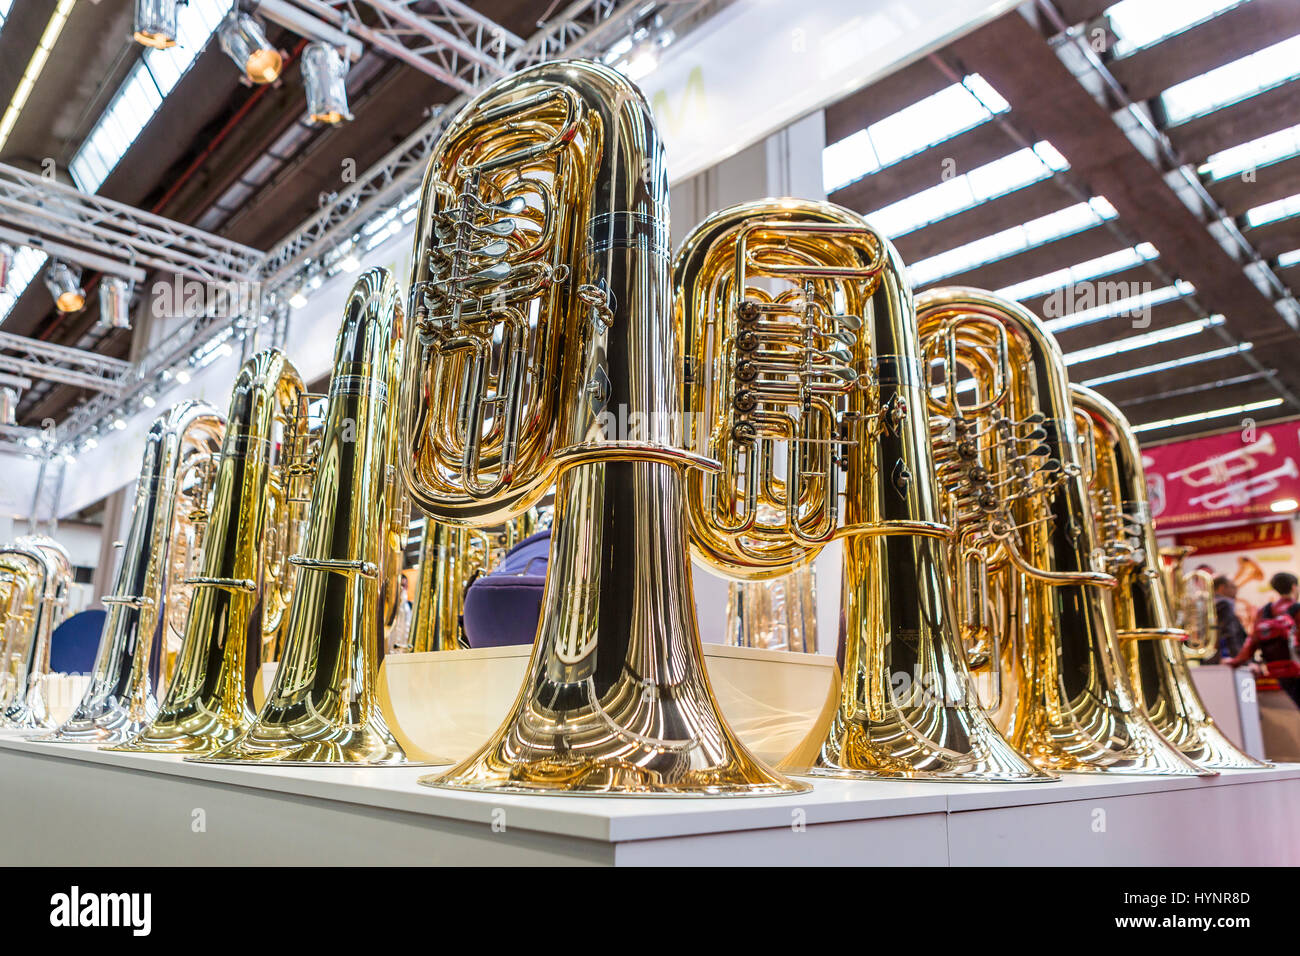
1063, 314, 1224, 366
868, 142, 1067, 238
907, 197, 1117, 287
1106, 0, 1245, 58
0, 247, 48, 326
1081, 342, 1252, 387
996, 242, 1159, 302
1044, 279, 1194, 333
1198, 122, 1300, 182
69, 0, 233, 193
1243, 192, 1300, 228
1162, 32, 1300, 126
823, 74, 1009, 193
1133, 397, 1282, 434
0, 0, 14, 29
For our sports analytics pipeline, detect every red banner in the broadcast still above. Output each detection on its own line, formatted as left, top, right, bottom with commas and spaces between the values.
1173, 519, 1293, 555
1143, 420, 1300, 531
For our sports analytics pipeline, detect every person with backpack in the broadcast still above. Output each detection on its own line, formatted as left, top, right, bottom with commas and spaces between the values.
1228, 572, 1300, 708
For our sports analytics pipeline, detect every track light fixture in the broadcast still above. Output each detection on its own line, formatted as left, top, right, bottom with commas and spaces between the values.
98, 276, 132, 329
44, 261, 84, 313
132, 0, 179, 49
0, 386, 17, 427
302, 42, 352, 124
218, 10, 283, 84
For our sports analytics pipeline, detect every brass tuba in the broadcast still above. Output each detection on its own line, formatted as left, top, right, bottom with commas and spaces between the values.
675, 198, 1050, 782
408, 510, 543, 652
1160, 547, 1219, 661
916, 287, 1203, 774
0, 534, 73, 730
43, 401, 224, 743
400, 59, 805, 795
108, 351, 306, 755
1073, 384, 1266, 769
191, 269, 410, 765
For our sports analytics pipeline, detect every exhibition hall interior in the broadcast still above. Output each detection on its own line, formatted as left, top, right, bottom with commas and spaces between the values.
0, 0, 1299, 872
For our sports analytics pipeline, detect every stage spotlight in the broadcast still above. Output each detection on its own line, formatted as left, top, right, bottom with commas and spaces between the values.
219, 11, 282, 84
98, 276, 132, 329
303, 42, 351, 124
0, 386, 16, 427
44, 261, 84, 313
0, 244, 13, 293
133, 0, 178, 48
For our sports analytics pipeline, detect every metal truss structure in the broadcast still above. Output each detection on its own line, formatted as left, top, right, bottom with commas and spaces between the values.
0, 331, 129, 394
4, 0, 713, 522
283, 0, 524, 92
0, 164, 265, 285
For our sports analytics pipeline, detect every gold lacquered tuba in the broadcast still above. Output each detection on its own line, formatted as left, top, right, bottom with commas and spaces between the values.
191, 269, 410, 765
408, 510, 542, 652
675, 198, 1050, 782
0, 535, 73, 730
43, 401, 224, 744
401, 59, 804, 795
1160, 547, 1219, 662
109, 351, 306, 755
916, 287, 1203, 774
1073, 384, 1266, 769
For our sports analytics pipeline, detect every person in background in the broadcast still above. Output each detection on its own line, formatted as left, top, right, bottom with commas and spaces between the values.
1212, 575, 1247, 662
1263, 572, 1300, 631
1228, 571, 1300, 708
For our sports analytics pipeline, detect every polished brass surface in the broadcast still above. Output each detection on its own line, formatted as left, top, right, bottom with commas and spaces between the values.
403, 60, 804, 795
1160, 547, 1219, 662
191, 269, 411, 765
1073, 384, 1265, 770
42, 402, 224, 744
0, 535, 73, 730
916, 288, 1203, 775
675, 199, 1050, 783
726, 567, 818, 652
107, 354, 305, 755
409, 509, 542, 652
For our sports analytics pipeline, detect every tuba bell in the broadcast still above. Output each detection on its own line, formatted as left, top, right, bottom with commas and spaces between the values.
0, 535, 73, 730
42, 401, 224, 744
916, 287, 1203, 774
191, 269, 411, 765
400, 59, 805, 795
108, 351, 306, 755
675, 198, 1051, 782
1073, 384, 1266, 769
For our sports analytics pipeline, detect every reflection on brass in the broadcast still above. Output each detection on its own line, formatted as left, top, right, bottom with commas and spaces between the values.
676, 199, 1050, 783
189, 270, 412, 765
1074, 385, 1265, 770
726, 567, 818, 653
107, 353, 307, 755
401, 60, 805, 795
916, 288, 1202, 775
0, 535, 72, 730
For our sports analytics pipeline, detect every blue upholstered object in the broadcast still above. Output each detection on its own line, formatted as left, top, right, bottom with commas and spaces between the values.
462, 530, 550, 648
48, 609, 106, 675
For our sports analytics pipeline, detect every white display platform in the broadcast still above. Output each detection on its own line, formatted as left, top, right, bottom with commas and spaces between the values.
0, 733, 1296, 866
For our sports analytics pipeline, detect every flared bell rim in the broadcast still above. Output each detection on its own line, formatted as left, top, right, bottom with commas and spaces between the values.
799, 766, 1059, 784
418, 775, 813, 797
